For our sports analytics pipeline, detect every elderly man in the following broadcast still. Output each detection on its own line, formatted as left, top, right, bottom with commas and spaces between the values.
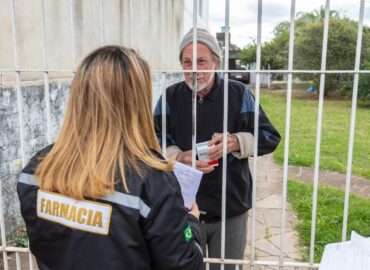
154, 28, 281, 269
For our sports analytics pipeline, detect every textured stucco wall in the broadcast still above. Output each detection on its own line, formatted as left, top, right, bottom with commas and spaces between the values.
0, 73, 183, 241
0, 0, 185, 82
1, 81, 70, 240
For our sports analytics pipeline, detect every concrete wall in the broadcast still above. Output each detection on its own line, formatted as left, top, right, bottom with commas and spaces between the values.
249, 63, 272, 87
0, 0, 185, 82
183, 0, 209, 33
1, 80, 70, 240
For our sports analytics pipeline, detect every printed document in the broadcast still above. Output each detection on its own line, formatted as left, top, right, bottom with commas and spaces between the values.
173, 162, 203, 209
319, 231, 370, 270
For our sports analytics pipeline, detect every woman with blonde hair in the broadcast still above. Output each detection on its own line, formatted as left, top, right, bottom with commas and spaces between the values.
17, 45, 203, 270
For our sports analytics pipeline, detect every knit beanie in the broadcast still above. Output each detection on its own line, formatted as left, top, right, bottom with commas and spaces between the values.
179, 28, 221, 61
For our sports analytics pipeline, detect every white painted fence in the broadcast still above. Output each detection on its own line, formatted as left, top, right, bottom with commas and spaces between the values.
1, 0, 368, 269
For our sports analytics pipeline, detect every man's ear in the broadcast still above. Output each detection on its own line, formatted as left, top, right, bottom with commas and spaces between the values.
215, 62, 221, 70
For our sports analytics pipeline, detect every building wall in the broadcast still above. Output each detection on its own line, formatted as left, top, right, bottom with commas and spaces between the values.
0, 0, 185, 83
1, 80, 70, 240
183, 0, 209, 33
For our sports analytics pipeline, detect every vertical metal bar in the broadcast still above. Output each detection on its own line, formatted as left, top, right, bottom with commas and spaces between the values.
99, 0, 105, 45
205, 246, 209, 270
279, 0, 296, 268
0, 178, 9, 270
342, 0, 365, 242
250, 0, 263, 267
28, 253, 35, 270
221, 1, 230, 269
1, 76, 6, 270
309, 0, 330, 265
11, 0, 26, 167
161, 0, 167, 157
129, 0, 134, 48
69, 0, 76, 67
40, 0, 52, 144
15, 252, 21, 270
191, 0, 198, 168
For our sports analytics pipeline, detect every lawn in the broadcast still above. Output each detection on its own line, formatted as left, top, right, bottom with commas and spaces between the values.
259, 89, 370, 179
288, 180, 370, 262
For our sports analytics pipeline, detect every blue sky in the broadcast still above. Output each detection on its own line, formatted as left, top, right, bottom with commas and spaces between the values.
209, 0, 370, 48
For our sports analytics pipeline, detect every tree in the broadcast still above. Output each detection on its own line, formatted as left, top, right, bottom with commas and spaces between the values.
238, 42, 256, 67
294, 9, 370, 99
238, 21, 290, 71
294, 17, 358, 95
238, 7, 370, 101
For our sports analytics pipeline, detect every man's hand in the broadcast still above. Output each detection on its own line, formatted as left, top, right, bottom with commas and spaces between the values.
177, 150, 214, 174
207, 132, 240, 161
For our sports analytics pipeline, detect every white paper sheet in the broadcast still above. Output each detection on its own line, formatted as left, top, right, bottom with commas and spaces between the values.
319, 231, 370, 270
173, 162, 203, 209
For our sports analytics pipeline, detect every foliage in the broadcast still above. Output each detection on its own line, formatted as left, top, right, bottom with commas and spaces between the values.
288, 180, 370, 262
238, 21, 290, 73
239, 7, 370, 101
294, 16, 359, 95
238, 43, 257, 66
338, 61, 370, 102
15, 235, 28, 248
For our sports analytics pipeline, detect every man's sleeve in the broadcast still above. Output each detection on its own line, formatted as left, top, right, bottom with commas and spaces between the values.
239, 87, 281, 156
143, 173, 203, 270
231, 132, 254, 158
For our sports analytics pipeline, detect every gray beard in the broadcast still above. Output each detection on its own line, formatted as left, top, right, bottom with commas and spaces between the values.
186, 81, 208, 92
186, 72, 215, 92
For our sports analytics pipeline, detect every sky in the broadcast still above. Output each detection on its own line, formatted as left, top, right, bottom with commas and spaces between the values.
209, 0, 370, 48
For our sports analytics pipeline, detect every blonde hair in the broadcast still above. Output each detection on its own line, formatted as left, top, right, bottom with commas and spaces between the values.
36, 46, 171, 199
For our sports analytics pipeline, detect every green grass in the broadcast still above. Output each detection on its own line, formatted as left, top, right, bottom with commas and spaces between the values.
271, 81, 312, 90
260, 89, 370, 179
288, 180, 370, 262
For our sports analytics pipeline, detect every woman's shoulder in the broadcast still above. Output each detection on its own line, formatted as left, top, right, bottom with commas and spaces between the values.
22, 144, 54, 175
143, 165, 178, 192
131, 164, 180, 204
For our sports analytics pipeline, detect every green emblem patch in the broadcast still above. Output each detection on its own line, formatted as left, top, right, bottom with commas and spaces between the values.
183, 224, 193, 242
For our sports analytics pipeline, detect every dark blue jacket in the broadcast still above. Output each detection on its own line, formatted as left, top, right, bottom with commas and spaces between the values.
17, 145, 203, 270
154, 75, 281, 222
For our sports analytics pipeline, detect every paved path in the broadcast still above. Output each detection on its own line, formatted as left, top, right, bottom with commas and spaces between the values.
287, 165, 370, 199
243, 154, 302, 270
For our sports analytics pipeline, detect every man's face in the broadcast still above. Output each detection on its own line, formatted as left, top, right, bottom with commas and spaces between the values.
181, 43, 220, 93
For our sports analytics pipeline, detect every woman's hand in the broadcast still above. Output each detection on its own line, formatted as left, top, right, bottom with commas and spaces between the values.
189, 203, 200, 220
177, 150, 214, 174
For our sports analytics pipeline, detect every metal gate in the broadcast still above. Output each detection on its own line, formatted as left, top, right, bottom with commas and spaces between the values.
1, 0, 368, 269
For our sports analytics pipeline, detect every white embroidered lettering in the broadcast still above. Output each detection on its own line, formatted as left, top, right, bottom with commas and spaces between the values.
37, 190, 112, 235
